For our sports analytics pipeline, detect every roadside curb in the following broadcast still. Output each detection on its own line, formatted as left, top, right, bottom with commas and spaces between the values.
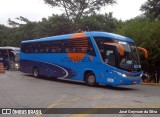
141, 82, 160, 86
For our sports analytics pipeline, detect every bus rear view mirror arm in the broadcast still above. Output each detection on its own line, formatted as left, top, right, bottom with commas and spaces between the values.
104, 43, 124, 56
137, 47, 148, 58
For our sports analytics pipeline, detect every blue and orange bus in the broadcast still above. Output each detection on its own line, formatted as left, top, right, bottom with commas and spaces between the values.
20, 32, 148, 86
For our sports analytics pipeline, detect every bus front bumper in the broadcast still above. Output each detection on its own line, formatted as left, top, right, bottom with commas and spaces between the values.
118, 77, 142, 85
105, 76, 142, 86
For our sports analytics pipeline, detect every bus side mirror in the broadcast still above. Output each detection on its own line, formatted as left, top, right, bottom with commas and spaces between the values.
137, 47, 148, 58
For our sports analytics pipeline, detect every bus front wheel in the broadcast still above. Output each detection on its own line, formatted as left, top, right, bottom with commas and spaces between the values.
33, 67, 39, 78
86, 73, 97, 86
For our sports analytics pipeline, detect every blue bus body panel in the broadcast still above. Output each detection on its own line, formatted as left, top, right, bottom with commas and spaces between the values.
20, 31, 141, 86
20, 53, 98, 80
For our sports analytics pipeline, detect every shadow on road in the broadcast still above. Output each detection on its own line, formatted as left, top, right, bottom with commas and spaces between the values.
104, 85, 137, 91
25, 74, 138, 91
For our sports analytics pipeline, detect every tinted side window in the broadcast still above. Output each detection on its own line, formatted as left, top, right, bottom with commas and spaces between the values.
21, 38, 96, 55
39, 43, 50, 53
66, 37, 96, 56
105, 49, 116, 67
31, 43, 40, 53
21, 43, 31, 53
94, 37, 113, 50
0, 49, 5, 56
21, 44, 25, 53
94, 37, 114, 56
50, 41, 62, 53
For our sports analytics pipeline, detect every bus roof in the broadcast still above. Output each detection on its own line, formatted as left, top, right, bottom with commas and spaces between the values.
21, 31, 134, 43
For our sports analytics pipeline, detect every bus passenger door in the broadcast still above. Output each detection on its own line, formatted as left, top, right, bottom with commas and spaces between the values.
103, 46, 117, 84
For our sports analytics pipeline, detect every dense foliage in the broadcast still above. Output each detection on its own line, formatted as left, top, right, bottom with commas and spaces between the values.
0, 13, 119, 46
140, 0, 160, 19
44, 0, 116, 21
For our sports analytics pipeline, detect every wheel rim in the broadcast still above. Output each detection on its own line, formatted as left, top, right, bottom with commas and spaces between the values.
88, 75, 95, 85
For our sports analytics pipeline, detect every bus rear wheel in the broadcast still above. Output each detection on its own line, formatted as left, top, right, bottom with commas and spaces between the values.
86, 73, 97, 86
33, 67, 39, 78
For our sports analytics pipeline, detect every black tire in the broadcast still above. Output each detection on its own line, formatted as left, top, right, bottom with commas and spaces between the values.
86, 73, 97, 86
33, 67, 39, 78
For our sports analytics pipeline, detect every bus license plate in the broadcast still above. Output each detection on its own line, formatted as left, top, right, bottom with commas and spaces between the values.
132, 81, 137, 84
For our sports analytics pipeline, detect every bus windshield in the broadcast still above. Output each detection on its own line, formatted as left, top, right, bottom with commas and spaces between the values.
0, 47, 20, 70
118, 41, 141, 71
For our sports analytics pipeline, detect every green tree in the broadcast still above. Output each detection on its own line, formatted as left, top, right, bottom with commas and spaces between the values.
8, 16, 32, 27
0, 25, 11, 46
44, 0, 116, 21
33, 14, 74, 39
8, 18, 20, 28
47, 14, 74, 35
15, 16, 31, 24
78, 12, 119, 32
6, 17, 37, 46
141, 0, 160, 19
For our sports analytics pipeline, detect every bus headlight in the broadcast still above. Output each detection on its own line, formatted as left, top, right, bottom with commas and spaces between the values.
122, 74, 127, 78
15, 63, 19, 69
113, 71, 127, 78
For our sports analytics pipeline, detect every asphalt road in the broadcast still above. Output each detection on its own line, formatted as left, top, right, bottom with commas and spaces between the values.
0, 71, 160, 117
